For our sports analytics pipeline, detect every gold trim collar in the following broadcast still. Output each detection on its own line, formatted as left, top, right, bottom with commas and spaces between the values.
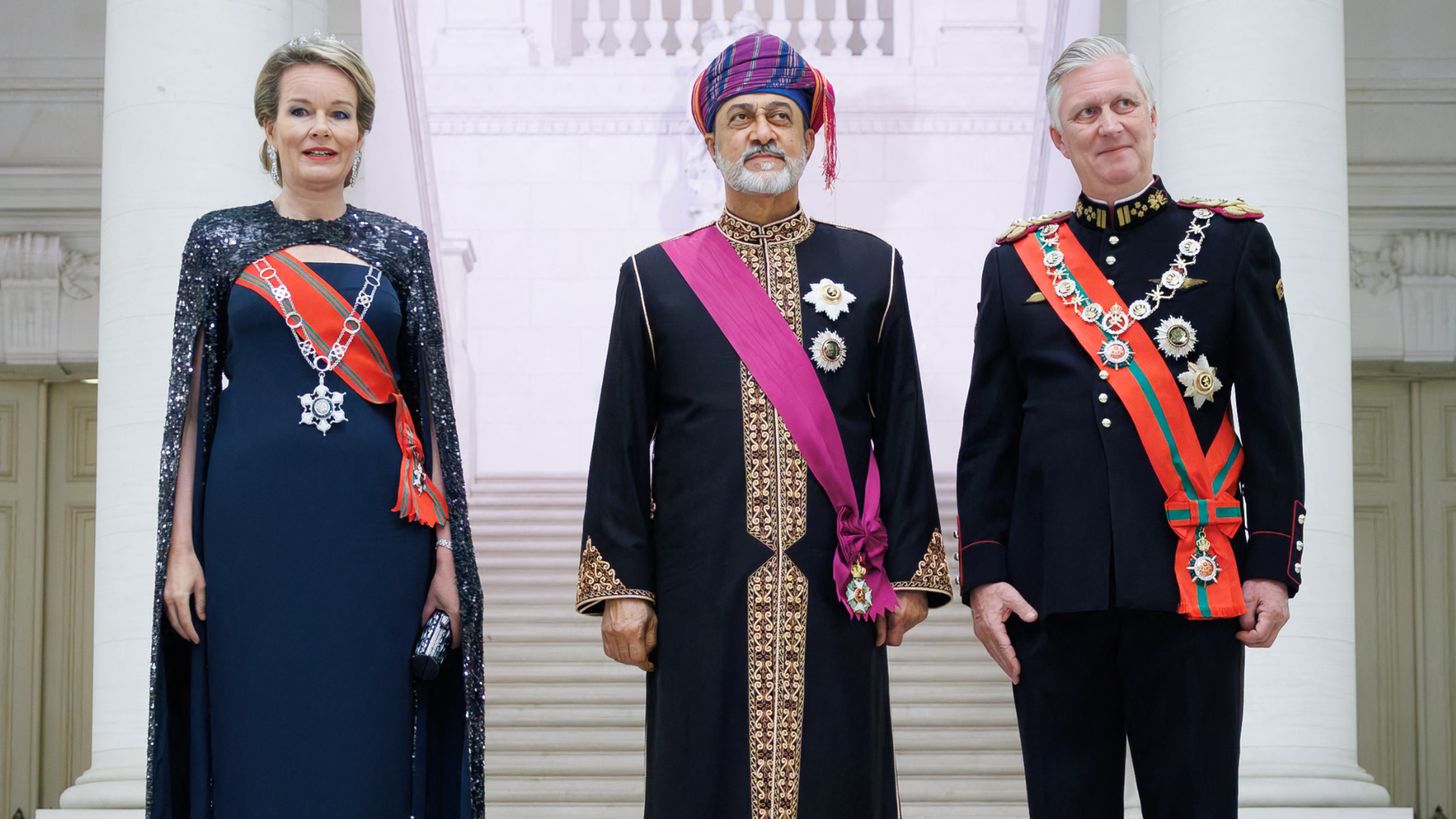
1074, 177, 1173, 231
716, 207, 815, 245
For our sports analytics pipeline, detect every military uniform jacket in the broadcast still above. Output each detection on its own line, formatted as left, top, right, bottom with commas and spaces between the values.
579, 208, 952, 818
957, 178, 1306, 615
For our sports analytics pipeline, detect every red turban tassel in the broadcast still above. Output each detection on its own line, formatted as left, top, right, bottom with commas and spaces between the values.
812, 69, 838, 191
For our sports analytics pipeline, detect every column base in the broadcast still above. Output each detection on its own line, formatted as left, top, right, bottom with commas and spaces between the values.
1124, 804, 1409, 810
47, 762, 145, 810
1240, 804, 1409, 810
36, 804, 143, 810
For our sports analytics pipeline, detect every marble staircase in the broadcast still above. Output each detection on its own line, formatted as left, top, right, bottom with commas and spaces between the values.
473, 475, 1029, 818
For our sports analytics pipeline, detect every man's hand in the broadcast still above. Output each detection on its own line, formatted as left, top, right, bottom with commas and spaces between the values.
969, 582, 1038, 684
602, 598, 658, 671
876, 590, 928, 647
1236, 578, 1290, 648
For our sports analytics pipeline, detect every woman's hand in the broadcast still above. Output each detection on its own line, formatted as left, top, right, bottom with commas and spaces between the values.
164, 540, 206, 645
421, 547, 462, 649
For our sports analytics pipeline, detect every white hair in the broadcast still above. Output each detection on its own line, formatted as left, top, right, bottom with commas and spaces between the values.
1046, 36, 1156, 131
714, 143, 808, 196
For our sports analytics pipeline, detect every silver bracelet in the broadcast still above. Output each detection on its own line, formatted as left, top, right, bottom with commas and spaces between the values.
435, 538, 453, 551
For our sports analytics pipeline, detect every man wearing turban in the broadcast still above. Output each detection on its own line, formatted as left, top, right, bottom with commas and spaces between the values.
576, 32, 952, 818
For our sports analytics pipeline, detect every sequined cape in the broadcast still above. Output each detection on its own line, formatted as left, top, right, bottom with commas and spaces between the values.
144, 202, 484, 817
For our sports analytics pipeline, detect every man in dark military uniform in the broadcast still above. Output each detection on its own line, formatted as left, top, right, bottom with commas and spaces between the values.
957, 36, 1306, 819
578, 32, 952, 818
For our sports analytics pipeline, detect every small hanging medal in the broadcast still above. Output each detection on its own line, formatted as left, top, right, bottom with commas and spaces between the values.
845, 559, 873, 615
1098, 337, 1134, 368
1187, 527, 1221, 585
299, 374, 347, 434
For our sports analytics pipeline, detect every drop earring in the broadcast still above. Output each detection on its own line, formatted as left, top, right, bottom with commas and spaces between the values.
348, 149, 363, 187
267, 143, 280, 186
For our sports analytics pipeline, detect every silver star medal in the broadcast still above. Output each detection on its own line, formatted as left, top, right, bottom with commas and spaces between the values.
1177, 355, 1223, 409
1154, 316, 1198, 359
803, 279, 856, 321
810, 329, 848, 372
300, 378, 347, 434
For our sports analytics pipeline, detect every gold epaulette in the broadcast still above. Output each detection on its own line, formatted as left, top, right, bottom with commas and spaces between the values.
1176, 196, 1264, 220
995, 210, 1073, 244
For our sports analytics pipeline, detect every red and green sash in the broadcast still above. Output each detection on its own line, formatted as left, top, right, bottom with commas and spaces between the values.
237, 250, 448, 528
1012, 229, 1245, 619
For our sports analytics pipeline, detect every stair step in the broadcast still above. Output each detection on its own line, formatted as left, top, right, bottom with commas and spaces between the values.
478, 806, 1029, 819
480, 776, 1029, 802
483, 702, 1019, 728
468, 478, 1022, 815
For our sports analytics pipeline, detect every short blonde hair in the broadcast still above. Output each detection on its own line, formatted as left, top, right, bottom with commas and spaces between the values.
254, 34, 376, 174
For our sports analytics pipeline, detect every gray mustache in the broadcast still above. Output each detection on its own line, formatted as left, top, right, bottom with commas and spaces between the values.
742, 144, 787, 161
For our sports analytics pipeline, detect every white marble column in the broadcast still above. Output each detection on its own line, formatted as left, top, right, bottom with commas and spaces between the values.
1125, 1, 1404, 814
42, 1, 324, 814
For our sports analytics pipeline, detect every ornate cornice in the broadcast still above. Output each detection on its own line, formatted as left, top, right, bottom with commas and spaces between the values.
0, 167, 102, 212
0, 76, 103, 103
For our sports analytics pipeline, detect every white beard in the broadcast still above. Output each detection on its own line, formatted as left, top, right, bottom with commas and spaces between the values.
715, 145, 808, 196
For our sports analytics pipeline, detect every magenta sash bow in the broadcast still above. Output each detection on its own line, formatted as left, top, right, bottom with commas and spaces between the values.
662, 225, 897, 621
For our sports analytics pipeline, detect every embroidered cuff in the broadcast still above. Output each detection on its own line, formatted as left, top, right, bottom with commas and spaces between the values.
958, 538, 1009, 604
1242, 501, 1306, 596
575, 537, 655, 616
892, 530, 953, 606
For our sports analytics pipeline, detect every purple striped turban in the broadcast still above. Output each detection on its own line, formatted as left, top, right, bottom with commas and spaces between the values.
691, 32, 838, 189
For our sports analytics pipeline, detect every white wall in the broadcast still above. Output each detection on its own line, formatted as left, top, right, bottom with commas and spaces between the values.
422, 0, 1053, 476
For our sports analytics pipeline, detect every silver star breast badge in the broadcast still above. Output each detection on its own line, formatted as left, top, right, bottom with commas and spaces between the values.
1154, 316, 1199, 359
803, 279, 857, 321
1177, 355, 1222, 409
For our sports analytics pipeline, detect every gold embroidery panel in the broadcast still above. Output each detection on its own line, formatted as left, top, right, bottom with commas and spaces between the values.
892, 529, 954, 598
575, 537, 655, 613
725, 213, 814, 819
734, 237, 808, 551
747, 556, 807, 819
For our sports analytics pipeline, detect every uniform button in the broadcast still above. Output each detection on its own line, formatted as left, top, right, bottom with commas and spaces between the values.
1296, 540, 1304, 551
1108, 235, 1120, 245
1099, 370, 1110, 380
1101, 418, 1112, 428
1298, 513, 1307, 525
1107, 278, 1116, 287
1098, 393, 1109, 403
1294, 562, 1303, 574
1106, 255, 1117, 265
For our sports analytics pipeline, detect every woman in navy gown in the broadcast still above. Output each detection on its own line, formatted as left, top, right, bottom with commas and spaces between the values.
146, 34, 483, 818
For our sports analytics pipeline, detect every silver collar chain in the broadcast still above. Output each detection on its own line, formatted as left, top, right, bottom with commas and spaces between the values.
253, 256, 384, 434
1036, 208, 1215, 368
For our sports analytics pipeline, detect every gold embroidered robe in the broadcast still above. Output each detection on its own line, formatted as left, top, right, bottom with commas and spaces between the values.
578, 209, 951, 819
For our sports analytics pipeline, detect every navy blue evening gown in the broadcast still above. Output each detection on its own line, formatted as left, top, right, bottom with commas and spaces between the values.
200, 260, 434, 817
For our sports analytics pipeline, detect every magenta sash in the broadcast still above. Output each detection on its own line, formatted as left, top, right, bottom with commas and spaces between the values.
661, 225, 897, 621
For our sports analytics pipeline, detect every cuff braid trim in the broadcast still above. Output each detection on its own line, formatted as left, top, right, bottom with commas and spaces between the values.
576, 537, 655, 615
892, 530, 953, 600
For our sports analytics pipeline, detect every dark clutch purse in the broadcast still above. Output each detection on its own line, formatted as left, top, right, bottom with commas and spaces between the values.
412, 609, 452, 681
